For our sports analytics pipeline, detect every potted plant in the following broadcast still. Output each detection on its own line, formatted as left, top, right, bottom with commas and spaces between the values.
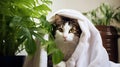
0, 0, 63, 67
84, 3, 120, 63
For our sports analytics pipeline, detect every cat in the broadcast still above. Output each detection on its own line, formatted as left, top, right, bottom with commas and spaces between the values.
49, 14, 82, 67
53, 14, 82, 61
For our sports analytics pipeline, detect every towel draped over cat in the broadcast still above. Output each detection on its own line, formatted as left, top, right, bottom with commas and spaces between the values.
23, 9, 120, 67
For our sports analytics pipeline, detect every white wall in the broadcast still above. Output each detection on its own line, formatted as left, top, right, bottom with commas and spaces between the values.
50, 0, 120, 62
51, 0, 120, 12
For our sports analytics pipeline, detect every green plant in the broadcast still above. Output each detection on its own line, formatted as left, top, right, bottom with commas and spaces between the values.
84, 3, 120, 26
113, 7, 120, 22
112, 7, 120, 32
0, 0, 50, 55
0, 0, 63, 64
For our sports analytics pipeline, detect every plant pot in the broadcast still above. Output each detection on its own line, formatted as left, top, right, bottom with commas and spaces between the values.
0, 56, 25, 67
96, 25, 119, 63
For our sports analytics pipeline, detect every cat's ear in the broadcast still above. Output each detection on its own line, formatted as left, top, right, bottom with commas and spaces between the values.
54, 14, 63, 26
55, 14, 62, 22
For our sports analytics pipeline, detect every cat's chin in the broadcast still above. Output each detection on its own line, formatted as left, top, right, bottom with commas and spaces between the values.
63, 39, 69, 42
64, 40, 72, 42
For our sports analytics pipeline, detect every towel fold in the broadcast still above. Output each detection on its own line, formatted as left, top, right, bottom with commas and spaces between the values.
49, 9, 120, 67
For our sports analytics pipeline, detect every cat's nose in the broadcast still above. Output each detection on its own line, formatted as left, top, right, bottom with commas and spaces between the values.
63, 36, 66, 38
63, 36, 67, 39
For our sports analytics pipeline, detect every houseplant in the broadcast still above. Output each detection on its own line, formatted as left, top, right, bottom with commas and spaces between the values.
0, 0, 53, 56
84, 3, 120, 26
112, 7, 120, 32
84, 3, 120, 62
0, 0, 63, 66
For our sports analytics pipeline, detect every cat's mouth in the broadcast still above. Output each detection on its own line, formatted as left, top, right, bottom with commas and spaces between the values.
63, 37, 67, 41
63, 39, 72, 42
64, 39, 67, 41
64, 37, 74, 42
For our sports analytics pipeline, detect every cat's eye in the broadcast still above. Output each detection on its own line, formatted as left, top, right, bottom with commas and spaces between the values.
69, 27, 77, 33
69, 29, 75, 33
58, 28, 63, 32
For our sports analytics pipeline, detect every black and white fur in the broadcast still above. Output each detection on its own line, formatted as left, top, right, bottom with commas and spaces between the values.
51, 15, 82, 67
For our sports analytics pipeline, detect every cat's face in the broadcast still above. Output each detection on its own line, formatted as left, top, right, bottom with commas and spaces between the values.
52, 15, 81, 42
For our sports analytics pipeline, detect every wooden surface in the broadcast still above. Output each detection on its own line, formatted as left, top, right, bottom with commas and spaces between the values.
96, 26, 119, 63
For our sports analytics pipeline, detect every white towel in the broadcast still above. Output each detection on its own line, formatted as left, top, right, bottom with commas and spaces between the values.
48, 9, 120, 67
23, 9, 120, 67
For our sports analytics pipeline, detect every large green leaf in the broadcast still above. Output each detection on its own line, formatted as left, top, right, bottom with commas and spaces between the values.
52, 49, 64, 64
25, 38, 36, 55
41, 0, 52, 5
34, 4, 51, 11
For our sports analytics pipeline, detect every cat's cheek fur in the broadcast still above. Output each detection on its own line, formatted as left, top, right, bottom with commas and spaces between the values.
57, 30, 63, 36
55, 30, 64, 41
